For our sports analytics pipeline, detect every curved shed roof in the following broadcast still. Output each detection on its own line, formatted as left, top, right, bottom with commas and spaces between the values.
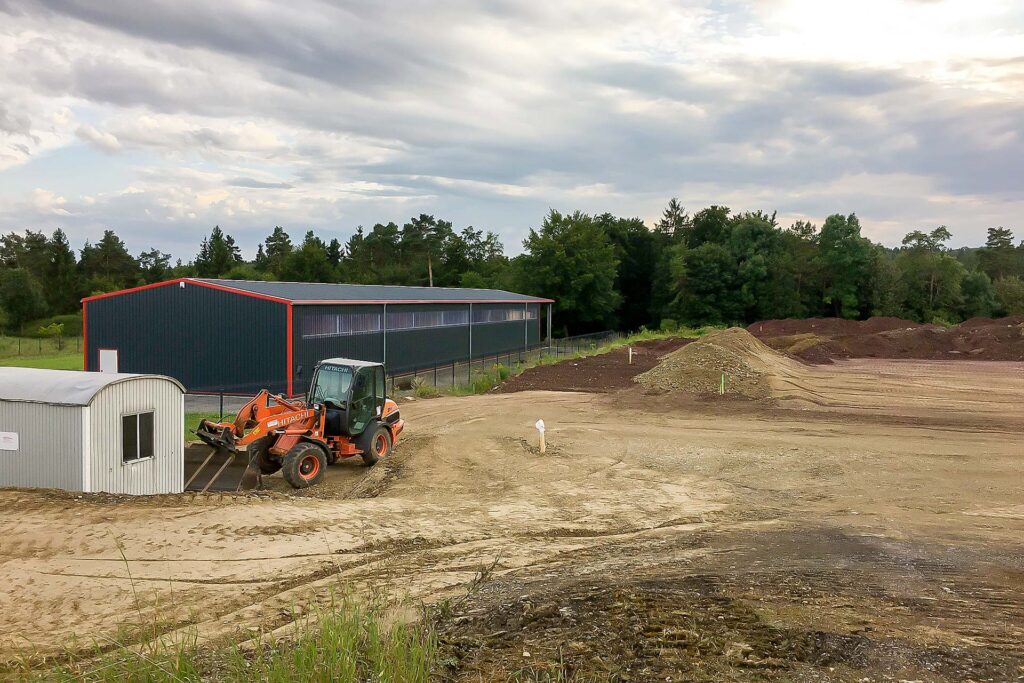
0, 368, 185, 407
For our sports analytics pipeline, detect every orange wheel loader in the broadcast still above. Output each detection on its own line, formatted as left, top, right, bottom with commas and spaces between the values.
188, 358, 404, 490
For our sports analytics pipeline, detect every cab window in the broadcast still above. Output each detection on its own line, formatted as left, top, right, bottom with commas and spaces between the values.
310, 364, 353, 404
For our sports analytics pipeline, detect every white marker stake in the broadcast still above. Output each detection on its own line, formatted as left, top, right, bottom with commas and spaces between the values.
628, 347, 633, 365
535, 419, 546, 454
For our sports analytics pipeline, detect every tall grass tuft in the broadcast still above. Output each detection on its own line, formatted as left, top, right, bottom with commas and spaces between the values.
33, 592, 436, 682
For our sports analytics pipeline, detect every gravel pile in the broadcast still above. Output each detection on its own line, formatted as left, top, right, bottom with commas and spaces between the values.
635, 327, 803, 398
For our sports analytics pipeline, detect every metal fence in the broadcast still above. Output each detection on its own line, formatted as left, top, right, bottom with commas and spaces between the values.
0, 334, 82, 357
187, 330, 621, 415
386, 330, 620, 394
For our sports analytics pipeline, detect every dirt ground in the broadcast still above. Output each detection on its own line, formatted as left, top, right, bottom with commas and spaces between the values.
1, 355, 1022, 681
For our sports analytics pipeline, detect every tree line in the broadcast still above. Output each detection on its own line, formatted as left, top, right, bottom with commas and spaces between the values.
1, 201, 1023, 335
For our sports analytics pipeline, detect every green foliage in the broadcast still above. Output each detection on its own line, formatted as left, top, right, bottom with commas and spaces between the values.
959, 270, 997, 318
412, 377, 440, 398
21, 314, 84, 337
0, 334, 83, 369
515, 210, 621, 335
36, 592, 436, 682
194, 226, 243, 277
2, 202, 1020, 337
995, 275, 1024, 315
37, 322, 64, 339
659, 318, 678, 332
819, 213, 873, 318
79, 230, 140, 293
0, 268, 47, 329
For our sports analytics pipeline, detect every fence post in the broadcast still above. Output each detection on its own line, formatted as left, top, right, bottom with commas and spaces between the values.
433, 365, 437, 387
219, 391, 224, 422
452, 362, 455, 388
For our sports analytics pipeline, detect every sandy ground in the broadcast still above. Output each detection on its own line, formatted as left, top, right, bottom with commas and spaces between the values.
0, 359, 1022, 680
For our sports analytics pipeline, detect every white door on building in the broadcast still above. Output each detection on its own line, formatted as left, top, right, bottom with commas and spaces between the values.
98, 349, 119, 373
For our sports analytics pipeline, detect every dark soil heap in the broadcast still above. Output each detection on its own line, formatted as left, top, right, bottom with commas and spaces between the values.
750, 316, 1024, 363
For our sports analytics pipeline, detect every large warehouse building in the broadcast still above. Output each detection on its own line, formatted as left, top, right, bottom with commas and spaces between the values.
83, 278, 553, 395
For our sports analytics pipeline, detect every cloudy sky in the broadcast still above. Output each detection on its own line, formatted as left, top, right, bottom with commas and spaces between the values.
1, 0, 1022, 259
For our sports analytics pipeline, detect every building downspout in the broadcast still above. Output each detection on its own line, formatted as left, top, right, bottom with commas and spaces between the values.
468, 303, 473, 361
546, 303, 553, 349
382, 303, 387, 367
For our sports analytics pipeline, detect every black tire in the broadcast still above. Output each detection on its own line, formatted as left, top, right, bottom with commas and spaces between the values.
357, 423, 392, 467
249, 436, 281, 474
282, 442, 328, 488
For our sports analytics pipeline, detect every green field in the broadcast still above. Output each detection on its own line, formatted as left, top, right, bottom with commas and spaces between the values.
0, 336, 84, 370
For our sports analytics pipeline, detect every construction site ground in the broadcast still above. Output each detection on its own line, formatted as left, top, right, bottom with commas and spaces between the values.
1, 343, 1023, 680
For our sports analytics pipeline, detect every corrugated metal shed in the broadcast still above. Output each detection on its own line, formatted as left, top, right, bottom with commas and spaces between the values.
0, 369, 184, 495
192, 278, 553, 303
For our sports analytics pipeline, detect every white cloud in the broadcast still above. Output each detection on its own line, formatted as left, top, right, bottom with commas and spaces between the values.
75, 123, 121, 152
0, 0, 1021, 255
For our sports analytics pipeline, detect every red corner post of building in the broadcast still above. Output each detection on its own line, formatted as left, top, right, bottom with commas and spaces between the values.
286, 303, 294, 396
82, 301, 89, 370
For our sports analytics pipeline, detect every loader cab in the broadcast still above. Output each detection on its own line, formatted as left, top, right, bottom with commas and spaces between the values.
308, 359, 387, 437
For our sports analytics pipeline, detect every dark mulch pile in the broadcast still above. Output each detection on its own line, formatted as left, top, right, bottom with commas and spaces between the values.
751, 316, 1024, 363
748, 316, 922, 338
496, 337, 693, 393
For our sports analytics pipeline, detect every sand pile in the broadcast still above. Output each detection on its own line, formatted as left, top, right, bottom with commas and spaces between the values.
636, 328, 807, 398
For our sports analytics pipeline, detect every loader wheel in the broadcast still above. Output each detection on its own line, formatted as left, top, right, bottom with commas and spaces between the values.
358, 424, 392, 467
249, 436, 281, 475
282, 442, 327, 488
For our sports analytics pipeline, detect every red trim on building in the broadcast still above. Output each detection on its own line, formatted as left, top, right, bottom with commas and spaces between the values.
82, 301, 88, 371
80, 277, 552, 306
286, 303, 294, 397
289, 298, 554, 305
81, 278, 292, 304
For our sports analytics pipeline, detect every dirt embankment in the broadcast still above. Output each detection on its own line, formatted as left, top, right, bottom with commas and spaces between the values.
635, 328, 806, 399
497, 336, 692, 393
750, 316, 1024, 363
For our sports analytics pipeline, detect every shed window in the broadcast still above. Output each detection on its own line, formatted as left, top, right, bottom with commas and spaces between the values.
472, 306, 530, 324
122, 412, 155, 463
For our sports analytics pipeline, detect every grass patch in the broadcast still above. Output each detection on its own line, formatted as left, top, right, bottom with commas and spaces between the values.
184, 412, 226, 443
34, 592, 437, 682
0, 335, 83, 370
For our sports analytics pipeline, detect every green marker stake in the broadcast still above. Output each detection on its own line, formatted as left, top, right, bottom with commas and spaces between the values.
720, 372, 725, 395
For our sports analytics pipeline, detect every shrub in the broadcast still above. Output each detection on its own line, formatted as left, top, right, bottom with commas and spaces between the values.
659, 318, 679, 332
20, 313, 84, 338
412, 377, 440, 398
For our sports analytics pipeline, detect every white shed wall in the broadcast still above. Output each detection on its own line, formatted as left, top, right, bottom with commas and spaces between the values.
0, 402, 84, 490
88, 377, 184, 494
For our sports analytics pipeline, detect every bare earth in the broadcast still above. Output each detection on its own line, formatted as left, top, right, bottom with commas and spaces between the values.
1, 358, 1022, 681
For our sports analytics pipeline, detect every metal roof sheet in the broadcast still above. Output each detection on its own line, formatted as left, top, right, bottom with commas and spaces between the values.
193, 278, 552, 303
0, 368, 185, 407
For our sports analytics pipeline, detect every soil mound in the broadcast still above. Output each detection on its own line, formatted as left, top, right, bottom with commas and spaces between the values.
497, 337, 693, 393
762, 334, 853, 365
751, 316, 1024, 362
749, 317, 920, 338
636, 328, 807, 398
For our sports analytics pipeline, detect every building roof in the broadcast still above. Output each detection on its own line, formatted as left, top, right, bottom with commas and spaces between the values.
82, 278, 553, 304
0, 368, 185, 407
194, 279, 552, 304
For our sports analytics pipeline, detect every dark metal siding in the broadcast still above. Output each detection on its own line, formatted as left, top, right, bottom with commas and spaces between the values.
527, 304, 541, 346
86, 284, 288, 394
291, 304, 384, 394
385, 304, 470, 372
472, 321, 525, 357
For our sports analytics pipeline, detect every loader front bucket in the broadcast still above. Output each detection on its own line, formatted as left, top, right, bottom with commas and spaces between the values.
185, 420, 261, 492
